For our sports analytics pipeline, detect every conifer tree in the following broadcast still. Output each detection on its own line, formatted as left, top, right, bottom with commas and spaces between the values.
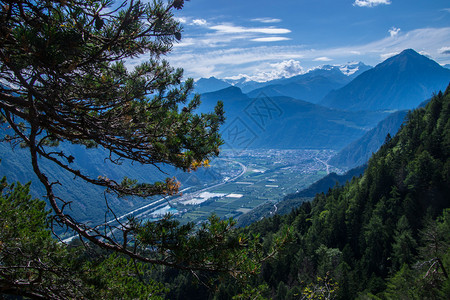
0, 0, 269, 278
0, 176, 168, 298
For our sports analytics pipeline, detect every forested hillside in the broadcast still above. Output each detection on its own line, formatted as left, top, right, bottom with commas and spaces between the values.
237, 165, 367, 227
329, 110, 408, 169
215, 84, 450, 299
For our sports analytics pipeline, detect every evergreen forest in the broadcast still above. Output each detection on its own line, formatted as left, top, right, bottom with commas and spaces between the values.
236, 85, 450, 299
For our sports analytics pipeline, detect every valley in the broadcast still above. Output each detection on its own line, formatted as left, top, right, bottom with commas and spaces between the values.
4, 49, 449, 237
137, 149, 341, 225
62, 148, 341, 244
2, 0, 450, 298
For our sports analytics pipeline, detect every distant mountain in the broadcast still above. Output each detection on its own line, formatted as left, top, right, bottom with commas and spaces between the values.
337, 61, 372, 78
444, 64, 450, 69
223, 77, 266, 93
320, 49, 450, 111
199, 86, 388, 150
215, 62, 372, 97
194, 77, 231, 94
221, 62, 372, 103
246, 66, 353, 103
198, 86, 250, 112
329, 110, 408, 169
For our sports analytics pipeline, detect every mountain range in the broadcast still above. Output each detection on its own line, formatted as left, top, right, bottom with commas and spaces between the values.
194, 62, 372, 99
320, 49, 450, 111
245, 62, 372, 103
246, 67, 352, 103
197, 50, 450, 113
2, 48, 449, 230
199, 86, 387, 150
196, 49, 450, 158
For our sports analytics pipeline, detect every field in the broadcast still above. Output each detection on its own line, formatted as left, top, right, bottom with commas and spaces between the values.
137, 149, 341, 224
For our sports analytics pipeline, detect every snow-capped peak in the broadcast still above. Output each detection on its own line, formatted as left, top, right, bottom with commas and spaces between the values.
338, 62, 366, 76
310, 62, 372, 76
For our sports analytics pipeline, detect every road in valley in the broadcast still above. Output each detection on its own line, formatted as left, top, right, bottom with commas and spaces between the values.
62, 159, 246, 243
314, 157, 332, 174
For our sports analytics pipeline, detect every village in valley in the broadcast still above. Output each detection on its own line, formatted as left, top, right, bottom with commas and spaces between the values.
140, 149, 342, 224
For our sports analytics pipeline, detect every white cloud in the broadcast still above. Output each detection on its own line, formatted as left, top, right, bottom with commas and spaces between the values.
314, 57, 333, 62
164, 46, 306, 80
176, 17, 187, 24
353, 0, 391, 8
251, 37, 291, 42
159, 27, 450, 79
192, 19, 207, 26
251, 18, 282, 23
270, 59, 304, 77
226, 59, 304, 82
172, 37, 196, 48
210, 24, 291, 35
439, 46, 450, 55
173, 32, 254, 49
170, 19, 292, 49
367, 27, 450, 55
171, 46, 304, 69
389, 27, 401, 37
174, 17, 207, 26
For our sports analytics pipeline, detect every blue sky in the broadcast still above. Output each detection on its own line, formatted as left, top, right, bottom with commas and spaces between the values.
154, 0, 450, 81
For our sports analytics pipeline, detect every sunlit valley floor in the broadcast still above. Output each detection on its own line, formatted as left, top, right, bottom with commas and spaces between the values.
138, 149, 340, 225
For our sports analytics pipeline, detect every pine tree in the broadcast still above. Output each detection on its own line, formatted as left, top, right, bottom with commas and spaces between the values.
0, 0, 266, 281
0, 176, 168, 298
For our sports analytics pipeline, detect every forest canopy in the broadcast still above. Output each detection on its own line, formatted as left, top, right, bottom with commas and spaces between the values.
231, 85, 450, 299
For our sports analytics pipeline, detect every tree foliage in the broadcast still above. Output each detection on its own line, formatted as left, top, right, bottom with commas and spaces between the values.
0, 176, 168, 299
0, 1, 277, 295
0, 177, 81, 299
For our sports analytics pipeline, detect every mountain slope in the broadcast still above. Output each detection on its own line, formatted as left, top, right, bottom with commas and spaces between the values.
0, 142, 163, 224
329, 110, 408, 169
242, 83, 450, 299
320, 49, 450, 111
246, 67, 351, 103
0, 141, 222, 227
199, 87, 388, 150
237, 165, 366, 227
194, 77, 231, 94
